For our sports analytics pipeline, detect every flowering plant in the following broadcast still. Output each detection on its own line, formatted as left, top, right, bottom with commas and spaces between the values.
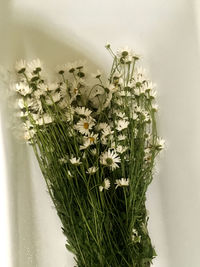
13, 45, 164, 267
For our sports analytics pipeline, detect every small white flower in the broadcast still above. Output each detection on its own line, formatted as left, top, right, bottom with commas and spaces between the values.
34, 89, 45, 98
131, 112, 138, 120
107, 84, 118, 93
80, 133, 98, 150
97, 122, 109, 131
116, 112, 127, 120
134, 105, 142, 113
117, 90, 131, 97
105, 42, 111, 49
145, 81, 156, 92
45, 92, 61, 105
24, 129, 36, 141
135, 67, 147, 78
90, 148, 97, 155
87, 166, 98, 174
99, 178, 111, 192
132, 228, 141, 242
18, 97, 33, 109
117, 46, 133, 60
115, 178, 130, 188
16, 82, 32, 96
37, 114, 53, 125
156, 137, 165, 150
67, 170, 72, 177
142, 111, 150, 122
91, 69, 101, 79
102, 126, 114, 137
118, 134, 126, 141
116, 119, 129, 131
152, 103, 158, 111
149, 89, 157, 99
74, 117, 95, 135
69, 157, 82, 165
116, 145, 128, 154
15, 59, 26, 73
134, 86, 145, 96
65, 108, 75, 122
47, 83, 59, 91
28, 59, 43, 72
75, 107, 92, 117
100, 149, 121, 170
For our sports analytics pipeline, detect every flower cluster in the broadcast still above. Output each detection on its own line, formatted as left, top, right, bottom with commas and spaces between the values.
13, 45, 164, 266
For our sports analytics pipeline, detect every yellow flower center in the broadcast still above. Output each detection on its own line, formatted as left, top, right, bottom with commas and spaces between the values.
89, 137, 95, 143
83, 122, 89, 129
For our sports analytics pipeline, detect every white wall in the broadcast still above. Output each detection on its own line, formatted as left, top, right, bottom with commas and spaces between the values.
0, 0, 200, 266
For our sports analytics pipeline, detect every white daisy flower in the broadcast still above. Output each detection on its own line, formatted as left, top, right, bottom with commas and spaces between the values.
55, 64, 67, 74
134, 86, 145, 96
116, 112, 127, 120
24, 129, 36, 141
115, 178, 130, 188
117, 90, 132, 97
107, 84, 118, 93
135, 67, 147, 78
28, 59, 42, 72
91, 69, 101, 79
116, 145, 128, 154
100, 149, 121, 170
101, 135, 108, 145
132, 228, 141, 243
116, 119, 129, 131
130, 112, 138, 120
17, 111, 28, 118
15, 59, 26, 73
16, 82, 32, 96
152, 103, 158, 112
65, 108, 75, 122
31, 99, 43, 113
37, 114, 53, 125
90, 148, 97, 155
65, 62, 77, 73
87, 166, 98, 174
47, 83, 59, 91
67, 170, 72, 177
156, 137, 165, 150
149, 89, 157, 99
144, 148, 151, 162
142, 111, 150, 122
102, 126, 114, 137
96, 122, 109, 131
74, 117, 95, 135
45, 92, 61, 105
105, 42, 111, 49
117, 46, 133, 59
34, 89, 45, 98
145, 81, 156, 92
118, 134, 126, 141
18, 97, 33, 109
80, 133, 98, 150
99, 178, 111, 192
69, 157, 82, 165
58, 99, 69, 109
134, 105, 142, 114
75, 107, 92, 117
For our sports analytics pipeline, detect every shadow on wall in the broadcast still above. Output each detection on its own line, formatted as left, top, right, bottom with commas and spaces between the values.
0, 4, 101, 267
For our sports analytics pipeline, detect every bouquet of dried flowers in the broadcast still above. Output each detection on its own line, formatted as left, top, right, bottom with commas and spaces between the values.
13, 44, 164, 267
